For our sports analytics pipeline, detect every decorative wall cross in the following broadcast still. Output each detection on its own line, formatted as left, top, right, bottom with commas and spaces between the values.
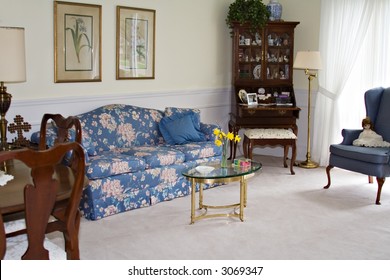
8, 115, 32, 148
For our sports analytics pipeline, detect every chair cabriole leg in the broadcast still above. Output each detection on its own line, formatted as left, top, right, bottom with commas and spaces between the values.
324, 165, 334, 189
375, 177, 385, 205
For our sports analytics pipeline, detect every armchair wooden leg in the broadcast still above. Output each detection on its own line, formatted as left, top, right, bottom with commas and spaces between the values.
368, 176, 373, 184
324, 165, 334, 189
375, 177, 385, 205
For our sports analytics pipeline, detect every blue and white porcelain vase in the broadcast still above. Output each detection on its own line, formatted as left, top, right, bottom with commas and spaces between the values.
267, 0, 283, 21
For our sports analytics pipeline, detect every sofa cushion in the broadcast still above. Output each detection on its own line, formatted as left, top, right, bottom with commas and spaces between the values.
159, 113, 206, 145
86, 152, 146, 180
121, 146, 186, 169
172, 141, 222, 161
330, 144, 390, 164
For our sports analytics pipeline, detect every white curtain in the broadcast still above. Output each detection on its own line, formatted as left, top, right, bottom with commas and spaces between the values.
312, 0, 390, 166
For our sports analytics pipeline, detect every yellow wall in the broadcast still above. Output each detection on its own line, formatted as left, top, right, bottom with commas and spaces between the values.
1, 0, 320, 101
1, 0, 233, 101
1, 0, 320, 160
279, 0, 321, 89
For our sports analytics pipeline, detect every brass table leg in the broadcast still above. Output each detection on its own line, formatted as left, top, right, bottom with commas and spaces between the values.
240, 176, 245, 221
199, 182, 204, 209
188, 173, 256, 224
243, 176, 248, 207
190, 178, 195, 224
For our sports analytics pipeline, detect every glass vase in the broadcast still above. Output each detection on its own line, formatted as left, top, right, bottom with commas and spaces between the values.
221, 139, 229, 168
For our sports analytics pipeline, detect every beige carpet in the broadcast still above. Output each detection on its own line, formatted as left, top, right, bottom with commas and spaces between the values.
45, 155, 390, 260
3, 219, 66, 260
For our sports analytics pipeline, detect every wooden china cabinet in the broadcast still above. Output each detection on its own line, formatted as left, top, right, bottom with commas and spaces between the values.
229, 21, 301, 158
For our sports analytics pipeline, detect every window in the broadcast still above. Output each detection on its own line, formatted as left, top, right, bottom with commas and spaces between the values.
313, 0, 390, 165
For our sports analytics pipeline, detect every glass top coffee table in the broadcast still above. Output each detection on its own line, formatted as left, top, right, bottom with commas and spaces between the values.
182, 161, 261, 224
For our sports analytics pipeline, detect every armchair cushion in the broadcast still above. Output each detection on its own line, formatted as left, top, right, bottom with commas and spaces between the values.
330, 145, 390, 164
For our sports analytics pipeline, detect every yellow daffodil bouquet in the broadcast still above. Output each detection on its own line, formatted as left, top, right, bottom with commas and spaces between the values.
213, 128, 241, 167
213, 128, 241, 146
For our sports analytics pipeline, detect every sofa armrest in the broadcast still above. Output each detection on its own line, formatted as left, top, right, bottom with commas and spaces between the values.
340, 129, 362, 145
200, 123, 220, 141
30, 125, 59, 147
30, 126, 92, 160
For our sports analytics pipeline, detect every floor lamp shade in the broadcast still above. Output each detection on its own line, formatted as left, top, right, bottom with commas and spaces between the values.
293, 51, 322, 168
0, 26, 26, 83
293, 51, 322, 71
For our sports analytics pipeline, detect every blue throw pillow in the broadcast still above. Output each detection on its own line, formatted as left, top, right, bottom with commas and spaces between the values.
164, 107, 201, 130
159, 113, 206, 145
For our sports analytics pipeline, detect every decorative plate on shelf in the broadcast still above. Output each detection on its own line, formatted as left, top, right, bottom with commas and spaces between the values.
238, 89, 248, 103
253, 65, 261, 79
258, 88, 265, 94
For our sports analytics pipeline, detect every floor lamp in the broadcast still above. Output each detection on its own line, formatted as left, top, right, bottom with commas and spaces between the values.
293, 51, 322, 168
0, 26, 26, 151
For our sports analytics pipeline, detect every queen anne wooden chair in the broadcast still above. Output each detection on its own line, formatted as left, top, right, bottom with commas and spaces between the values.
37, 113, 85, 218
0, 214, 5, 259
1, 114, 85, 259
0, 142, 85, 259
38, 113, 82, 149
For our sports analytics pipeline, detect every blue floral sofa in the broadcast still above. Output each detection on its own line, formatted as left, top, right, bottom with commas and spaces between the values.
32, 104, 222, 220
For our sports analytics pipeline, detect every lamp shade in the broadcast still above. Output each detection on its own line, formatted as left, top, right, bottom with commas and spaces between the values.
0, 26, 26, 83
293, 51, 322, 70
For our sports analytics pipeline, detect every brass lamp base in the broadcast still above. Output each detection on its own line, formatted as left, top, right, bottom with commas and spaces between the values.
0, 82, 12, 151
298, 159, 319, 169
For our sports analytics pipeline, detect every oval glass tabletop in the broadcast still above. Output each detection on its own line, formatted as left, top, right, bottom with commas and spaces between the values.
182, 161, 262, 179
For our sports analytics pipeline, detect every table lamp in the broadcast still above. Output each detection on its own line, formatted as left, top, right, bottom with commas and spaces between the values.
0, 26, 26, 151
293, 51, 322, 168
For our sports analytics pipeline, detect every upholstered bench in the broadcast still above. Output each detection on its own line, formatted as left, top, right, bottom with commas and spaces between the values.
243, 128, 297, 175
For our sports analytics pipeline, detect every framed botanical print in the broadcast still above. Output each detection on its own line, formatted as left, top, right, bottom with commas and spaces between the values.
116, 6, 155, 79
54, 1, 102, 83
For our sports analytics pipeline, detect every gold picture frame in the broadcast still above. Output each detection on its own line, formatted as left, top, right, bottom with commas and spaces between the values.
116, 6, 156, 79
54, 1, 102, 83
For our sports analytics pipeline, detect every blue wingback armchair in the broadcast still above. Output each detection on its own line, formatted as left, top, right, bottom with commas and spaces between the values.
324, 87, 390, 204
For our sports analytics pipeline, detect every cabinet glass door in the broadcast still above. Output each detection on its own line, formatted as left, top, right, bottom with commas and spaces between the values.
265, 31, 292, 82
236, 29, 263, 81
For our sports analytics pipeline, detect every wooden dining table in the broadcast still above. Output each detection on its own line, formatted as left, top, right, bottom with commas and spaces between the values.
0, 159, 76, 223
